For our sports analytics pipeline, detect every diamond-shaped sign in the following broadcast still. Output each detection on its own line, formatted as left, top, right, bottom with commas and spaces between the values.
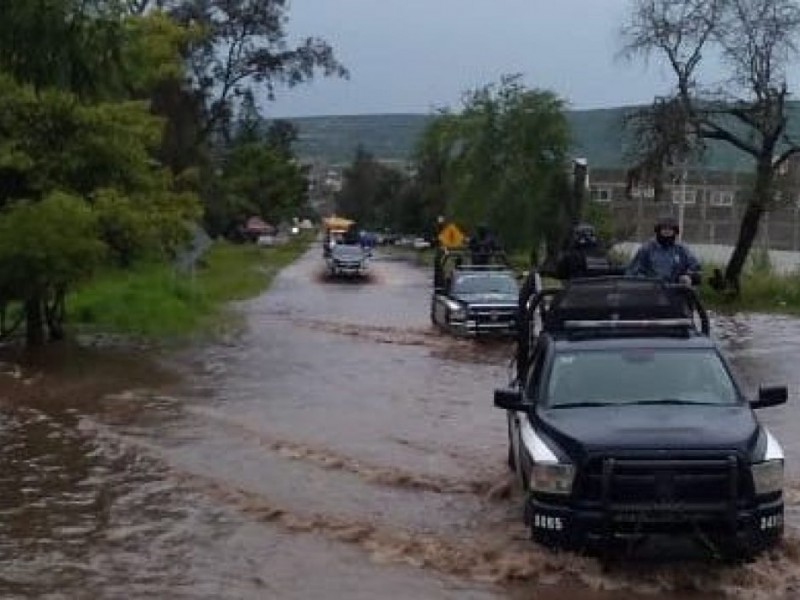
437, 223, 465, 248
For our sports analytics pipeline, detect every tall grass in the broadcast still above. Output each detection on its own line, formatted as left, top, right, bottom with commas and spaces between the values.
68, 236, 310, 339
702, 267, 800, 314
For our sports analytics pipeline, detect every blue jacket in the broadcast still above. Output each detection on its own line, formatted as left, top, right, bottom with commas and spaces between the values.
626, 239, 701, 283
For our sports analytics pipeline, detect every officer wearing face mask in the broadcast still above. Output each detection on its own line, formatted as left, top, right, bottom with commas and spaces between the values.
626, 216, 701, 285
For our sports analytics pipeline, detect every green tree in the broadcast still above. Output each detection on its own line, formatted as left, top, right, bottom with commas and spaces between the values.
266, 120, 300, 158
0, 5, 202, 345
0, 193, 105, 345
0, 0, 343, 344
216, 143, 307, 233
413, 76, 571, 255
0, 0, 125, 97
161, 0, 347, 141
336, 147, 410, 230
206, 100, 307, 237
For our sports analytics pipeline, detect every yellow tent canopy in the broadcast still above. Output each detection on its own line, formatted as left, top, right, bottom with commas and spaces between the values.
323, 216, 354, 232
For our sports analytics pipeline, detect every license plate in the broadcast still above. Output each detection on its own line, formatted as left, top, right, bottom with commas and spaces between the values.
614, 511, 683, 523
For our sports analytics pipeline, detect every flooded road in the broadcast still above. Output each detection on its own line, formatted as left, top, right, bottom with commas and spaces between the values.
1, 245, 800, 599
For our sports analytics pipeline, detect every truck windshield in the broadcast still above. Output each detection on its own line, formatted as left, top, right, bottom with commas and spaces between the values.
333, 245, 364, 258
545, 348, 739, 408
452, 273, 518, 295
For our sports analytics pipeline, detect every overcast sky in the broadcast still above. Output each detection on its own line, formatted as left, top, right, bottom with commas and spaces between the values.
264, 0, 680, 117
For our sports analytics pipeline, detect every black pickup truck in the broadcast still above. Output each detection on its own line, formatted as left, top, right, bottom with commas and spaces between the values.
430, 248, 519, 337
496, 277, 787, 558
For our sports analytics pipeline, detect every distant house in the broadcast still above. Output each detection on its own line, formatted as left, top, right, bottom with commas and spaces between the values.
243, 216, 275, 241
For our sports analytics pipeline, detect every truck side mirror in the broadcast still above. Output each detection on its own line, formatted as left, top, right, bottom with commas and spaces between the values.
751, 385, 788, 409
494, 388, 529, 411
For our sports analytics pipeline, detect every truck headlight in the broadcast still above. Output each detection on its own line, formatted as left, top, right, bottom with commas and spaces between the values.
752, 459, 783, 496
531, 463, 575, 495
450, 307, 466, 321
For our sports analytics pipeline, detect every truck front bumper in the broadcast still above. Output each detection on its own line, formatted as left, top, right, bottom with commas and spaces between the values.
526, 494, 784, 553
449, 318, 517, 337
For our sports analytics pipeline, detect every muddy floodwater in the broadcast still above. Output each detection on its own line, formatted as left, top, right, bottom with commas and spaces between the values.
1, 245, 800, 599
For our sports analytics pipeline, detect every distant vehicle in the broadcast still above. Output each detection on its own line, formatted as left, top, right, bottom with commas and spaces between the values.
381, 233, 399, 246
413, 238, 431, 250
497, 277, 786, 558
327, 243, 369, 278
256, 234, 276, 247
322, 215, 355, 258
431, 248, 519, 337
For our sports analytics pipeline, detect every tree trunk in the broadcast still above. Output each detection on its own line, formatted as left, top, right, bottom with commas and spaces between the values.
25, 295, 45, 347
723, 161, 771, 293
45, 286, 66, 341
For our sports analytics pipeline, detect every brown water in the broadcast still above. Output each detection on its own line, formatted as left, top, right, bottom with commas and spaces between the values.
1, 246, 799, 599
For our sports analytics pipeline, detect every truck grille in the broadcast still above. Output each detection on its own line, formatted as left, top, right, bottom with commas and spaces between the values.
578, 454, 745, 511
467, 307, 517, 326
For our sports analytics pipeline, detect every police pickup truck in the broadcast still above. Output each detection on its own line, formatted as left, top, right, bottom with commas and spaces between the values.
430, 249, 519, 337
326, 243, 369, 278
497, 277, 787, 557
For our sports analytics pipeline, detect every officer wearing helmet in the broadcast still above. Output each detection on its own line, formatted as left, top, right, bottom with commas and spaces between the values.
626, 216, 701, 285
556, 223, 613, 280
468, 223, 500, 265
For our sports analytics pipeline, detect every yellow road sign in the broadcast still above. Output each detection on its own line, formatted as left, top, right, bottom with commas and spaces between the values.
438, 223, 465, 248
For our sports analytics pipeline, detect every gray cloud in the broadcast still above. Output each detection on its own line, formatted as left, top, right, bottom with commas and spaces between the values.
265, 0, 677, 117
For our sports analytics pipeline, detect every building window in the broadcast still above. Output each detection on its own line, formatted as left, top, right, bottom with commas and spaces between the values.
672, 188, 697, 205
631, 185, 655, 199
709, 190, 734, 207
590, 186, 612, 202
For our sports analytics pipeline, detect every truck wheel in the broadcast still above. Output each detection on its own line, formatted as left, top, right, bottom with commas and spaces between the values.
516, 439, 532, 491
507, 422, 516, 471
711, 532, 768, 564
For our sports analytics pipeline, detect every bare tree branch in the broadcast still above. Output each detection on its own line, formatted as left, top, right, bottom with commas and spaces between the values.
168, 0, 348, 144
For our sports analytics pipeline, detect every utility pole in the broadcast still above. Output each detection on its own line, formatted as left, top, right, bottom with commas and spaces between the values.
571, 158, 588, 227
679, 160, 687, 241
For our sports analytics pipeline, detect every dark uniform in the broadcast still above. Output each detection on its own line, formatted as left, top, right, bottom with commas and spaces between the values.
555, 224, 613, 280
626, 216, 701, 285
468, 225, 499, 265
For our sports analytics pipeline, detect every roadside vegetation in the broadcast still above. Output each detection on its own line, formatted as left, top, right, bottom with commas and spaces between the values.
700, 255, 800, 315
701, 272, 800, 315
68, 235, 312, 341
0, 1, 343, 347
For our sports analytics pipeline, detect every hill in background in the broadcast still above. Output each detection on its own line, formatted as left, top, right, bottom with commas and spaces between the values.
283, 107, 760, 172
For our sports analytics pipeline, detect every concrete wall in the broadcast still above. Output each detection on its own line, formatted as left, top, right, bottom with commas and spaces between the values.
590, 167, 800, 252
614, 242, 800, 275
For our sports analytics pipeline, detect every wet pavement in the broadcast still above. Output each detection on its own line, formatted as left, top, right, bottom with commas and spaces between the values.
0, 245, 800, 599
